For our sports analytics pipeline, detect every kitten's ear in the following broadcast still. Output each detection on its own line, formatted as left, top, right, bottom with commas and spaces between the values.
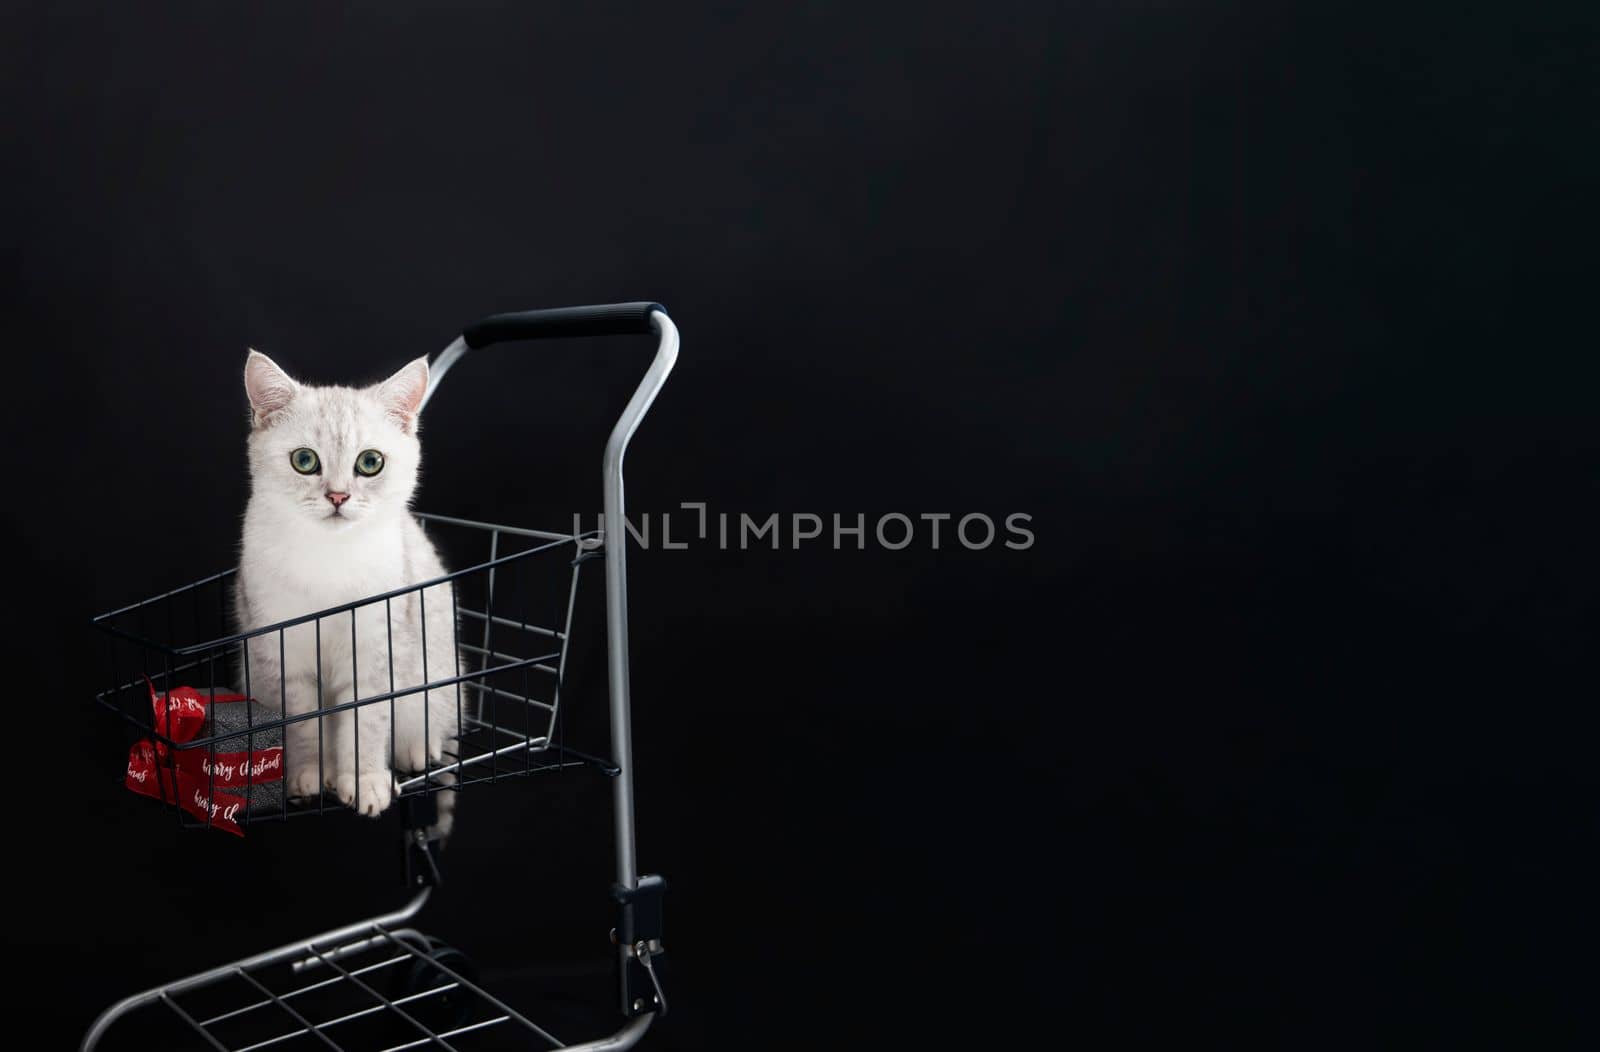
375, 355, 430, 434
244, 350, 300, 429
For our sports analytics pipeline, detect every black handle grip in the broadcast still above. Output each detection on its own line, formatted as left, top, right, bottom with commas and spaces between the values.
461, 302, 665, 349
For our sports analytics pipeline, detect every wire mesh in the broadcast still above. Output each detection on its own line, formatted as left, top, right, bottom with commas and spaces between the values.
138, 921, 567, 1051
94, 513, 604, 830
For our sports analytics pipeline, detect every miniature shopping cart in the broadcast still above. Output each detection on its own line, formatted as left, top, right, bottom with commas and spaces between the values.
85, 303, 678, 1051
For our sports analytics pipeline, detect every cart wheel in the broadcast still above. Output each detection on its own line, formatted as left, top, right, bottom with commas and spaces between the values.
395, 939, 478, 1031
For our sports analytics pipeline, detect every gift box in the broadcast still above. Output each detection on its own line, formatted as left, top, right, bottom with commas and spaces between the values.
125, 678, 284, 835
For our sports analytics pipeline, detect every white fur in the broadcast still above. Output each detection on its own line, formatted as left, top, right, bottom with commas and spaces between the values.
235, 351, 459, 820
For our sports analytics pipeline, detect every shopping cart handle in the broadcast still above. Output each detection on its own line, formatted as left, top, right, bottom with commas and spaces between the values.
462, 302, 666, 348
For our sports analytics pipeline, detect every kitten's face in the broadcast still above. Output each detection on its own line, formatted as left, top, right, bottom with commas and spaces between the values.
243, 352, 429, 530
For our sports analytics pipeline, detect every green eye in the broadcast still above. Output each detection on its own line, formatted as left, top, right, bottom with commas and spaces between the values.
355, 449, 385, 477
289, 448, 320, 475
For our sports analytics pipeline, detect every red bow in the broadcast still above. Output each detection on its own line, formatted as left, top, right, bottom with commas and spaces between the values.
124, 678, 282, 836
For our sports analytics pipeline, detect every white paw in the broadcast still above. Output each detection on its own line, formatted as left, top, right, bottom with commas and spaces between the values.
395, 737, 428, 773
288, 767, 322, 800
335, 771, 396, 817
428, 733, 449, 764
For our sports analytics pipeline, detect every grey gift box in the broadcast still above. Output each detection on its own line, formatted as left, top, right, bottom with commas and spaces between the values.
190, 692, 285, 815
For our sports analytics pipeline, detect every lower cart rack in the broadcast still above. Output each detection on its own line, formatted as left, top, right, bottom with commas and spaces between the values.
84, 888, 654, 1052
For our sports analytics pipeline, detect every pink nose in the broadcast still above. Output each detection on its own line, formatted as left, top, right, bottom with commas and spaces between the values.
326, 491, 350, 508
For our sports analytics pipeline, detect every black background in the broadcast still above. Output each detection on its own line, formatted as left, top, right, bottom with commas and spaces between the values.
2, 2, 1594, 1047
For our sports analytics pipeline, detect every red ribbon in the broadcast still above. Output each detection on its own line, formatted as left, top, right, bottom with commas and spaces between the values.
124, 679, 283, 836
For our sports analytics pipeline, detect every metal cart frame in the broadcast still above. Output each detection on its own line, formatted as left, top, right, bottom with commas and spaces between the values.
83, 302, 679, 1051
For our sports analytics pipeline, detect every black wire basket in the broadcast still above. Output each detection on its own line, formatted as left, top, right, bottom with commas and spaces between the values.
95, 514, 614, 832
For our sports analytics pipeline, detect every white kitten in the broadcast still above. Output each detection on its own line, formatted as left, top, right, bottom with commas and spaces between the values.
235, 350, 459, 818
